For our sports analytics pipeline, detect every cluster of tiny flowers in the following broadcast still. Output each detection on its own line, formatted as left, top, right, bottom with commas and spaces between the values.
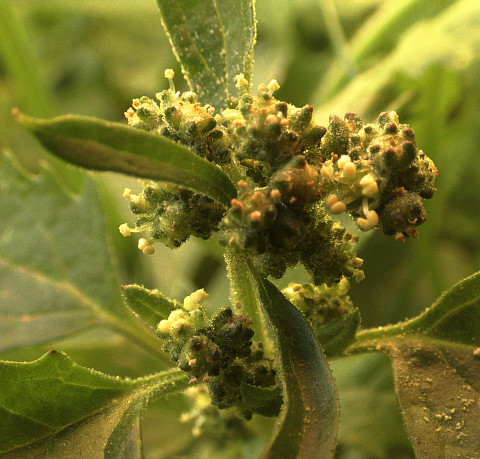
319, 112, 438, 241
156, 289, 282, 419
120, 70, 437, 282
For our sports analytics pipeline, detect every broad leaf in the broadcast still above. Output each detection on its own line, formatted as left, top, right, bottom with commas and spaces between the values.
156, 0, 256, 108
351, 271, 480, 458
14, 112, 236, 206
0, 350, 189, 456
0, 153, 161, 356
242, 262, 338, 459
122, 284, 180, 330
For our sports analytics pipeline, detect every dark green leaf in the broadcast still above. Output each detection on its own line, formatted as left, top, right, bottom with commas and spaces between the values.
0, 350, 189, 456
156, 0, 256, 108
351, 271, 480, 457
246, 265, 338, 459
0, 153, 161, 356
314, 308, 360, 357
240, 382, 282, 417
122, 284, 181, 329
14, 112, 236, 206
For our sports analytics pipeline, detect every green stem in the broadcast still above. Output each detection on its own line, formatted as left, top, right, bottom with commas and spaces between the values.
140, 367, 190, 401
225, 252, 271, 347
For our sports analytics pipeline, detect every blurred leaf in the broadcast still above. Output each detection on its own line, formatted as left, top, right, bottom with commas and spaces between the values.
0, 153, 161, 356
315, 0, 480, 120
14, 112, 236, 206
245, 263, 338, 459
156, 0, 256, 108
122, 284, 180, 329
351, 271, 480, 457
331, 353, 412, 458
0, 350, 188, 456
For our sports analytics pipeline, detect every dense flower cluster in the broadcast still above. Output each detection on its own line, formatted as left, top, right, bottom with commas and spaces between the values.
156, 290, 282, 419
120, 71, 437, 283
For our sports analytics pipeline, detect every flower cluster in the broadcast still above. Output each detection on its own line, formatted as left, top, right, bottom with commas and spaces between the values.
120, 71, 437, 282
156, 290, 282, 419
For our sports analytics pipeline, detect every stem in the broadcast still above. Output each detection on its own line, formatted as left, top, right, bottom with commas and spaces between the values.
224, 252, 272, 347
140, 367, 190, 401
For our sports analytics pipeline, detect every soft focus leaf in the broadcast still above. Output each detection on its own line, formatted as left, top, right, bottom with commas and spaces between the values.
122, 284, 180, 329
0, 350, 188, 456
351, 271, 480, 457
245, 264, 338, 459
14, 112, 236, 206
331, 353, 412, 458
156, 0, 256, 108
0, 153, 161, 356
315, 0, 480, 120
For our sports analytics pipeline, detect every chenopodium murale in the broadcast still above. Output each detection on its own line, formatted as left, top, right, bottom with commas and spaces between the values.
120, 70, 438, 286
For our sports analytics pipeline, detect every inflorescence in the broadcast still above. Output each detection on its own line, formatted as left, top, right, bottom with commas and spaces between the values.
121, 70, 437, 284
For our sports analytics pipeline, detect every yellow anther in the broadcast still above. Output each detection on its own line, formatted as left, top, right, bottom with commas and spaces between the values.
360, 174, 378, 197
342, 162, 357, 178
119, 223, 131, 237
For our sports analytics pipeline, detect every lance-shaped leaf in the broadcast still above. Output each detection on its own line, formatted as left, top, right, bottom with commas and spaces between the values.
122, 284, 181, 330
156, 0, 256, 108
350, 271, 480, 458
0, 350, 189, 456
242, 263, 338, 458
13, 111, 236, 206
0, 153, 162, 356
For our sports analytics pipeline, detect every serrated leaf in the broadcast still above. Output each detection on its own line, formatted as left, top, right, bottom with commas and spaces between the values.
243, 263, 338, 459
14, 112, 236, 206
122, 284, 181, 329
0, 153, 161, 356
156, 0, 256, 108
0, 350, 188, 457
351, 271, 480, 457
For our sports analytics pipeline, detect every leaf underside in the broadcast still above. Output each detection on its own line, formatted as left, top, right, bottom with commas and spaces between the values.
242, 264, 338, 459
352, 271, 480, 458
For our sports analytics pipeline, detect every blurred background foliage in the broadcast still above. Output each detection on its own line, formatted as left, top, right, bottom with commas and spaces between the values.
1, 0, 479, 457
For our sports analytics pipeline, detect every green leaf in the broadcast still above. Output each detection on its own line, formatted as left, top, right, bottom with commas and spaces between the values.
351, 271, 480, 457
240, 382, 282, 417
314, 308, 360, 358
0, 153, 162, 357
156, 0, 256, 108
244, 264, 338, 459
0, 350, 189, 456
122, 284, 181, 330
331, 353, 412, 457
14, 112, 236, 206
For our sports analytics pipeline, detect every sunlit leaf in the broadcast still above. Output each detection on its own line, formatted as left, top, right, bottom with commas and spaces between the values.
156, 0, 256, 108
